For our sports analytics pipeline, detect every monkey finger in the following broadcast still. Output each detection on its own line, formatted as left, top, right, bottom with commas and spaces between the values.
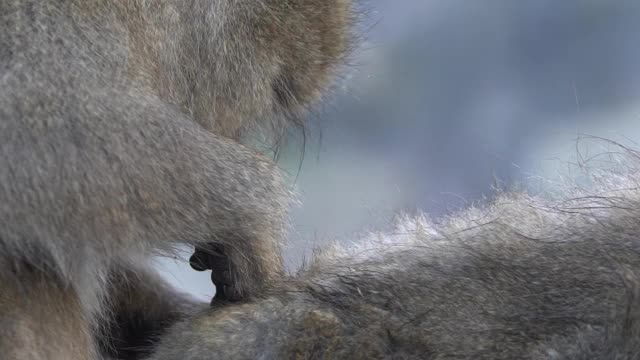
188, 250, 210, 272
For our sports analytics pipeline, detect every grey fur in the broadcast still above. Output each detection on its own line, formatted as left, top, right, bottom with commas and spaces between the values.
0, 0, 354, 359
149, 150, 640, 359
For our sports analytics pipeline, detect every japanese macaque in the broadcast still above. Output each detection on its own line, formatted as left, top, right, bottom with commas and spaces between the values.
0, 0, 354, 358
151, 146, 640, 359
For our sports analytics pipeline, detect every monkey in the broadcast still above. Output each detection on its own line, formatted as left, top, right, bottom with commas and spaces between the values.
0, 0, 354, 358
146, 147, 640, 359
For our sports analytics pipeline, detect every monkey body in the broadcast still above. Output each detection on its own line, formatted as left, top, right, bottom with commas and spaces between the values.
0, 1, 353, 358
11, 1, 634, 358
151, 159, 640, 359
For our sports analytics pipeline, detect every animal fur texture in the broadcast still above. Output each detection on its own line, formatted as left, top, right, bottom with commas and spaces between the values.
0, 0, 354, 358
148, 146, 640, 359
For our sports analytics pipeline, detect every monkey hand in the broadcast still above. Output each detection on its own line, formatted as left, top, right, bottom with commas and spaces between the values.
189, 244, 240, 304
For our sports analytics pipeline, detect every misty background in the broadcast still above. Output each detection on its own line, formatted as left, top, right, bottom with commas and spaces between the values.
158, 0, 640, 300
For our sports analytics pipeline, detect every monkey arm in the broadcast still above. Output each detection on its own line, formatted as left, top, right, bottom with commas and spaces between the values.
0, 83, 291, 300
0, 83, 289, 359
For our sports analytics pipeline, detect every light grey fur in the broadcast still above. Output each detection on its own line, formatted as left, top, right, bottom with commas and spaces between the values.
0, 0, 354, 359
149, 148, 640, 359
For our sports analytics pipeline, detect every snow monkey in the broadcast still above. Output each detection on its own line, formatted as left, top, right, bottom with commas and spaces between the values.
0, 0, 354, 358
154, 147, 640, 359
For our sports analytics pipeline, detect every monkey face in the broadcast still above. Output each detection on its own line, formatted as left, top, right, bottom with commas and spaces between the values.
138, 0, 355, 141
194, 0, 354, 141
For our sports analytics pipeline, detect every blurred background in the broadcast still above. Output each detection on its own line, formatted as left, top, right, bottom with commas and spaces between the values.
158, 0, 640, 300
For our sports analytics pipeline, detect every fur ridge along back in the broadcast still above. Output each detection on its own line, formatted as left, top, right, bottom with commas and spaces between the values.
150, 147, 640, 359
